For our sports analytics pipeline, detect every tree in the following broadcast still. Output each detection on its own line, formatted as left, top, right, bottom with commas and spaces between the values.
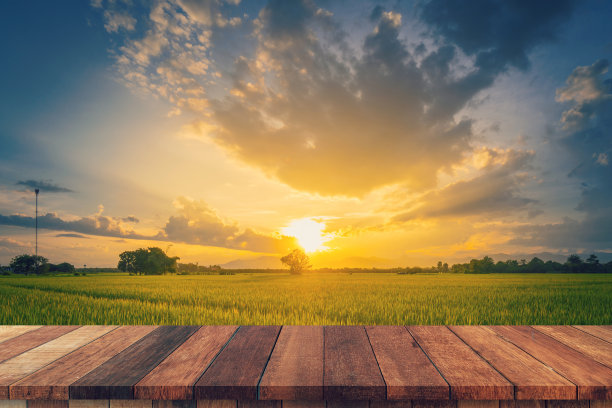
10, 254, 48, 275
566, 254, 584, 273
118, 247, 180, 275
280, 249, 311, 274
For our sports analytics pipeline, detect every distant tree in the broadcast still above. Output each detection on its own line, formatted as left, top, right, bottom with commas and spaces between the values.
281, 249, 311, 275
10, 254, 48, 275
50, 262, 76, 274
118, 247, 179, 275
566, 254, 584, 273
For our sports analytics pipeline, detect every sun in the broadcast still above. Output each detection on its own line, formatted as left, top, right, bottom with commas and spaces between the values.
281, 218, 331, 253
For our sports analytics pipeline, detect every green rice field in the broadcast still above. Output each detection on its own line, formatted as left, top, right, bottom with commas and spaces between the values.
0, 273, 610, 325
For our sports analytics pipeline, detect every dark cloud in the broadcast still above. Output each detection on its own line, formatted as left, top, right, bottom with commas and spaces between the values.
392, 149, 536, 222
0, 213, 146, 240
121, 216, 139, 223
16, 180, 73, 193
55, 233, 90, 239
511, 59, 612, 250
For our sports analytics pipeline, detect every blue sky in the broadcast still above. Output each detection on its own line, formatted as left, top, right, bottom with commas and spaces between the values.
0, 0, 611, 267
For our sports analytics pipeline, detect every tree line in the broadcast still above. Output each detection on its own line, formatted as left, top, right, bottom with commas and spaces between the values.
398, 254, 612, 274
2, 254, 77, 275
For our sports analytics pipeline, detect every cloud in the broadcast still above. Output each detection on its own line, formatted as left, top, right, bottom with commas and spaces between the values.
103, 10, 136, 33
392, 149, 536, 222
56, 233, 90, 239
511, 60, 612, 250
0, 212, 145, 240
162, 196, 296, 253
0, 198, 296, 254
15, 180, 73, 193
94, 1, 577, 198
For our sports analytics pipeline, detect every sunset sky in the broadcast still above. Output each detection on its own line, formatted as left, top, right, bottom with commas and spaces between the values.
1, 0, 611, 268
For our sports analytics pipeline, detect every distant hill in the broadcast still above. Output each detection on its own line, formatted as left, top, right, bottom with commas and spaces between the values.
221, 256, 284, 269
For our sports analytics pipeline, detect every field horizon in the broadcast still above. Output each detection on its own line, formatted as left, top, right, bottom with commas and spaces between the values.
1, 272, 610, 326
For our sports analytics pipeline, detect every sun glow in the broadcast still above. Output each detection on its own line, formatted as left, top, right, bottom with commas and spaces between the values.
281, 218, 331, 253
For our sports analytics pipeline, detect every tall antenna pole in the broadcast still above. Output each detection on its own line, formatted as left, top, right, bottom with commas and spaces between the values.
35, 188, 39, 272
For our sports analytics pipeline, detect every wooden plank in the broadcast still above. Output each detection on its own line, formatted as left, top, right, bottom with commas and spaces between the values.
0, 326, 42, 344
0, 326, 80, 363
109, 402, 151, 408
449, 326, 575, 400
258, 326, 324, 400
366, 326, 448, 400
0, 326, 116, 398
282, 402, 326, 408
11, 326, 157, 400
407, 326, 513, 400
236, 402, 280, 408
572, 326, 612, 343
370, 401, 412, 408
590, 401, 612, 408
324, 325, 386, 401
134, 326, 238, 400
499, 401, 544, 408
70, 326, 200, 399
68, 401, 110, 408
546, 401, 588, 408
196, 402, 235, 408
533, 326, 612, 368
488, 326, 612, 399
325, 402, 368, 408
152, 401, 196, 408
0, 402, 26, 408
456, 402, 498, 408
28, 401, 69, 408
194, 326, 281, 401
411, 402, 456, 408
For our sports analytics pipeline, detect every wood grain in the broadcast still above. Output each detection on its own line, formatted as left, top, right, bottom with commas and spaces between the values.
0, 326, 116, 398
407, 326, 513, 400
449, 326, 575, 400
258, 326, 324, 401
68, 401, 110, 408
324, 326, 386, 401
366, 326, 449, 400
0, 326, 80, 363
325, 402, 368, 408
546, 401, 588, 408
411, 401, 456, 408
499, 401, 544, 408
194, 326, 281, 400
11, 326, 157, 400
135, 326, 238, 400
70, 326, 200, 399
532, 326, 612, 368
109, 401, 152, 408
488, 326, 612, 399
236, 401, 280, 408
572, 326, 612, 343
370, 401, 412, 407
281, 401, 326, 408
196, 401, 235, 408
27, 401, 69, 408
152, 401, 196, 408
456, 402, 498, 408
0, 326, 42, 344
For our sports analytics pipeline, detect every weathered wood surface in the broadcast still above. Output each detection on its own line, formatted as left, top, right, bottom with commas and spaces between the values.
0, 325, 610, 402
194, 326, 281, 400
0, 326, 42, 344
0, 326, 80, 364
70, 326, 200, 400
258, 326, 324, 401
407, 326, 513, 400
324, 326, 386, 401
11, 326, 157, 400
572, 326, 612, 343
449, 326, 575, 400
135, 326, 237, 400
489, 326, 612, 400
532, 325, 612, 368
0, 326, 116, 398
366, 326, 448, 400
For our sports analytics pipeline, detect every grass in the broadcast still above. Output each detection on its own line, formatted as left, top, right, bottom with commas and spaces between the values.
0, 273, 610, 325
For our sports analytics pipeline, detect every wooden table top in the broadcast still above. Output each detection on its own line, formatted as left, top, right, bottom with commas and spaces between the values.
0, 325, 610, 401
